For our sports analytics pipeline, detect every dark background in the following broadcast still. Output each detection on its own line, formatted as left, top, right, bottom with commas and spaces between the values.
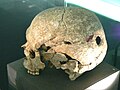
0, 0, 120, 90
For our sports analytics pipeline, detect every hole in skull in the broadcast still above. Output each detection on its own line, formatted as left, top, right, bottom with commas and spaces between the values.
64, 54, 73, 60
96, 36, 101, 46
60, 61, 67, 64
39, 44, 47, 51
64, 41, 72, 45
30, 50, 35, 59
39, 44, 51, 52
47, 46, 51, 51
38, 44, 52, 62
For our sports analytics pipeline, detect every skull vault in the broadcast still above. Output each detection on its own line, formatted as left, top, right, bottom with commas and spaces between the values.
22, 7, 107, 80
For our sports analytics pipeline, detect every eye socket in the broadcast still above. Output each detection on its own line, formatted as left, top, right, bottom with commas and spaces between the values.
64, 41, 72, 45
30, 50, 35, 59
96, 36, 101, 46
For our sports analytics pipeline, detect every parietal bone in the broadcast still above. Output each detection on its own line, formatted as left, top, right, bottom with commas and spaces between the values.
22, 7, 107, 80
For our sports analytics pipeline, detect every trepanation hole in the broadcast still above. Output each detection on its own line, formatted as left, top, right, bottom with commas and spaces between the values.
96, 36, 101, 46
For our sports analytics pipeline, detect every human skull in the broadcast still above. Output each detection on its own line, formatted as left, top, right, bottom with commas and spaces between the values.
22, 7, 107, 80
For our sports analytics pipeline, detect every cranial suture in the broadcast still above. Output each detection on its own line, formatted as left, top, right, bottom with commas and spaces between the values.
22, 7, 107, 80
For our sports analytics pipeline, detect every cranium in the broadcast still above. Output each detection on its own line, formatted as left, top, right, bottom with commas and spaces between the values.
22, 7, 107, 80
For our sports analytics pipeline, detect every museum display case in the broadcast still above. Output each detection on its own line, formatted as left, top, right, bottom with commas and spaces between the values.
0, 0, 120, 90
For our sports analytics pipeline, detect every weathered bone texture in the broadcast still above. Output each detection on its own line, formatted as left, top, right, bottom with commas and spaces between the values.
22, 6, 107, 80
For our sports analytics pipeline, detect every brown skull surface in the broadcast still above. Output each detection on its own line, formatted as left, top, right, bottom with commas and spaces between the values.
22, 7, 107, 80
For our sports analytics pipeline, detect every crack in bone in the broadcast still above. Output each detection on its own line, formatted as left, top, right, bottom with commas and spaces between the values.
59, 8, 68, 36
